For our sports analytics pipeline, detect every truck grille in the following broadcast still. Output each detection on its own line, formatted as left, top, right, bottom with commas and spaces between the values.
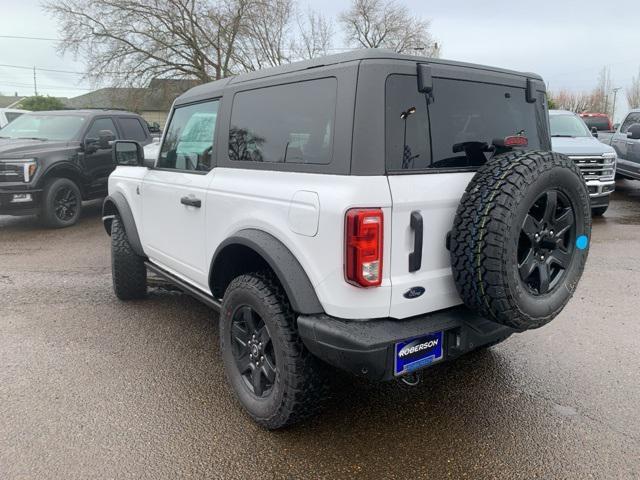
569, 156, 615, 182
0, 162, 24, 183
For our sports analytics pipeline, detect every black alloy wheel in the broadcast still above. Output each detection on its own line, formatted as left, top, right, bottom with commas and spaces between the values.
517, 189, 576, 295
230, 305, 277, 397
53, 185, 79, 222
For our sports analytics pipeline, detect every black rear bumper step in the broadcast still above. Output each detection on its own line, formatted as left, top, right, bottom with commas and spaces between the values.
297, 307, 513, 381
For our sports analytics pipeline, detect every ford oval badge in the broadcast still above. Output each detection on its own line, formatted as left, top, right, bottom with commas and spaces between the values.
403, 286, 425, 299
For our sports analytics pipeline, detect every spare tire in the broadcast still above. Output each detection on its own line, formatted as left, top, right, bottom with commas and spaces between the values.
449, 150, 591, 331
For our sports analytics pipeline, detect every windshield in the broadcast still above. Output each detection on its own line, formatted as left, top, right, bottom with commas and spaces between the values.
550, 114, 592, 138
0, 114, 87, 141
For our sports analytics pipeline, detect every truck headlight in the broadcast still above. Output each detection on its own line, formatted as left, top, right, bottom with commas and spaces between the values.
603, 152, 617, 164
0, 159, 37, 182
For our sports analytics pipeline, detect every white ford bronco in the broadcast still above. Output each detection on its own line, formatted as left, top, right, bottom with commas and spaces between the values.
103, 50, 591, 429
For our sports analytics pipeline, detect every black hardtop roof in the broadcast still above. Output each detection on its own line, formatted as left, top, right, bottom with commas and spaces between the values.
176, 49, 543, 104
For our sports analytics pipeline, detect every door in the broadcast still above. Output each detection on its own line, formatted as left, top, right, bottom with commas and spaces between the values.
82, 117, 119, 192
385, 71, 549, 318
614, 112, 640, 177
141, 99, 220, 289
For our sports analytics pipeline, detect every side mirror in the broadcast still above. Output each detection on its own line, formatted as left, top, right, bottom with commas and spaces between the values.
613, 123, 620, 131
591, 126, 598, 138
627, 124, 640, 140
84, 137, 98, 154
98, 129, 116, 149
113, 140, 144, 166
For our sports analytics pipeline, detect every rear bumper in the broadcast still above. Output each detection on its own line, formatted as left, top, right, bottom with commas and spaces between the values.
0, 186, 42, 216
297, 306, 513, 381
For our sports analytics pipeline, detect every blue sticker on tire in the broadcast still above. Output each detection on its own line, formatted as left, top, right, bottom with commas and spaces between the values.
576, 235, 588, 250
394, 331, 444, 376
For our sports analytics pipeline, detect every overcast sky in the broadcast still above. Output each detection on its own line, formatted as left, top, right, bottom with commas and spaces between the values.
1, 0, 638, 120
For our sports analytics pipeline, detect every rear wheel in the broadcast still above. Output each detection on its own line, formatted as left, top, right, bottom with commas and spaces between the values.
220, 272, 328, 429
41, 177, 82, 228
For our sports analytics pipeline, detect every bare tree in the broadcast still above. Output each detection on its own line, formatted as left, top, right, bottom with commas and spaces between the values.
233, 0, 294, 71
44, 0, 254, 85
339, 0, 440, 56
45, 0, 305, 85
589, 66, 613, 115
295, 10, 333, 60
627, 67, 640, 109
549, 89, 592, 113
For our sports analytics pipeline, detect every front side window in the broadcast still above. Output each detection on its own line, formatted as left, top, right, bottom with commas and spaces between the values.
4, 112, 23, 124
550, 114, 591, 138
621, 113, 640, 133
229, 78, 337, 164
0, 114, 87, 141
158, 100, 219, 171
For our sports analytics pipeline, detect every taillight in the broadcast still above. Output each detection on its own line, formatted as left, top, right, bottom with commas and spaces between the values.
345, 208, 383, 287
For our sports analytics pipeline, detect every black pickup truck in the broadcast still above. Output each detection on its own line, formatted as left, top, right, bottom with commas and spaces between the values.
0, 110, 152, 227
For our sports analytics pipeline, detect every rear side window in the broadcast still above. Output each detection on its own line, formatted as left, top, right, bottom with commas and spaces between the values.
229, 78, 337, 164
158, 100, 219, 172
385, 75, 545, 171
118, 117, 147, 142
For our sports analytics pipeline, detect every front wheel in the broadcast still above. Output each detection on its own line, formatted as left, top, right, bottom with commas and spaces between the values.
111, 216, 147, 300
41, 177, 82, 228
592, 205, 608, 217
220, 272, 328, 429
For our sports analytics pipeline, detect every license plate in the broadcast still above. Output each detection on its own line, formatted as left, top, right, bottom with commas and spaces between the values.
394, 331, 444, 376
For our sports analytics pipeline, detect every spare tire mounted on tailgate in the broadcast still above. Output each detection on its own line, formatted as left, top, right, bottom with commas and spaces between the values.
449, 150, 591, 331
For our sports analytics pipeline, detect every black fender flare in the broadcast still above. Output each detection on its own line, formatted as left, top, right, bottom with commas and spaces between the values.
210, 229, 323, 315
102, 192, 145, 257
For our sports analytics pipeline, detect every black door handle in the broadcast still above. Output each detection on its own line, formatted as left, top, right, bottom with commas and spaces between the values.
409, 211, 423, 272
180, 196, 201, 208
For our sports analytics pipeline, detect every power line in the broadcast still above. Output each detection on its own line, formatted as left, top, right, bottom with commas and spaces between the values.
0, 81, 91, 91
0, 35, 59, 41
0, 63, 84, 75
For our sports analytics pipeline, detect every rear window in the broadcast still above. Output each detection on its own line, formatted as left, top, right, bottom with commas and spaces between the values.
229, 78, 337, 164
385, 75, 546, 171
581, 116, 610, 131
118, 117, 147, 142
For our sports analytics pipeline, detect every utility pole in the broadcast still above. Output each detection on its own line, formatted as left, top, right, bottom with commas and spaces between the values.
33, 66, 38, 96
611, 87, 622, 124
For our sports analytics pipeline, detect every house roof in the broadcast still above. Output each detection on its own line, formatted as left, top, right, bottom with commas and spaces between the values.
65, 78, 199, 112
0, 95, 26, 108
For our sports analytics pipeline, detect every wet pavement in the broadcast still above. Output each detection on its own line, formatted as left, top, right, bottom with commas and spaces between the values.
1, 183, 639, 479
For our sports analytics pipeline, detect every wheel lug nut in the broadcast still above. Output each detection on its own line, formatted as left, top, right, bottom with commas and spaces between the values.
260, 356, 264, 361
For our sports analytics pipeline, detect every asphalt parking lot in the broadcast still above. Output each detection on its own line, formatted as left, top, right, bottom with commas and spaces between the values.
1, 182, 639, 480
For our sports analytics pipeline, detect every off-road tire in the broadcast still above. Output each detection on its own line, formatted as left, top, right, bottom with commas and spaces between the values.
111, 216, 147, 300
41, 177, 82, 228
449, 151, 591, 331
591, 205, 608, 217
220, 272, 329, 429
